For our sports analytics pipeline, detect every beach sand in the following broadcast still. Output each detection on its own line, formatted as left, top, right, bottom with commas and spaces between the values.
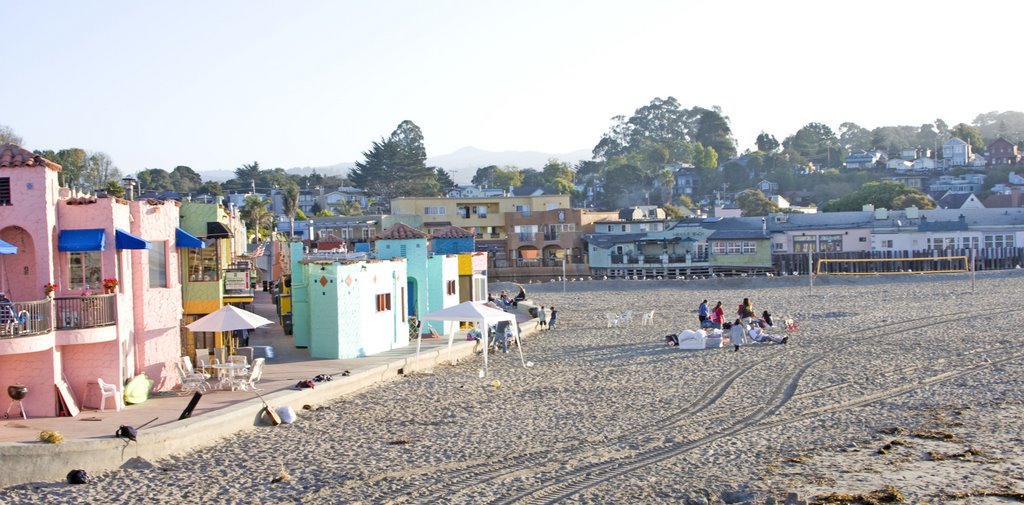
4, 272, 1024, 504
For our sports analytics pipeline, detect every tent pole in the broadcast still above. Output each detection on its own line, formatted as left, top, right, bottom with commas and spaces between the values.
414, 330, 422, 373
516, 324, 527, 368
482, 327, 489, 377
447, 326, 456, 365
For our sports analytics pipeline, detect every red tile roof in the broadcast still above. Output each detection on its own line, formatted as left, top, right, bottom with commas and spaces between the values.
376, 222, 427, 240
430, 225, 475, 239
0, 144, 61, 170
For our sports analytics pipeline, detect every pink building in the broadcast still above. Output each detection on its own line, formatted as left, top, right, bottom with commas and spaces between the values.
0, 145, 186, 417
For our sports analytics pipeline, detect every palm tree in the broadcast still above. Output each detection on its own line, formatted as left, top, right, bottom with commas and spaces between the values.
281, 184, 300, 239
240, 195, 272, 243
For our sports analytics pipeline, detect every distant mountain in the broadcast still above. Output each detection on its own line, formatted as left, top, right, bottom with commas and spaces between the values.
196, 147, 590, 184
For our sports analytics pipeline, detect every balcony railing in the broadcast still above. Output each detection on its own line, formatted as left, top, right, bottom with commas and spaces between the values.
54, 294, 116, 330
0, 299, 52, 338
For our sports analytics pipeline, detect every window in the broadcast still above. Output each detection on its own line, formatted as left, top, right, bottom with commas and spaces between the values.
0, 177, 10, 206
457, 206, 470, 218
881, 240, 894, 248
446, 280, 456, 295
424, 206, 446, 215
984, 234, 1014, 248
376, 293, 392, 312
149, 240, 167, 288
963, 237, 979, 249
793, 236, 816, 253
711, 241, 757, 255
189, 240, 220, 281
476, 206, 488, 218
818, 234, 843, 252
472, 277, 487, 302
68, 251, 102, 290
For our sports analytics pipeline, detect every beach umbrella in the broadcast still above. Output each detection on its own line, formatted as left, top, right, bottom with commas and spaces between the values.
185, 304, 274, 332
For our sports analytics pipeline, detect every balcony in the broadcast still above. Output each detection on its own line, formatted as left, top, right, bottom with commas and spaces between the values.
0, 299, 53, 338
54, 294, 116, 330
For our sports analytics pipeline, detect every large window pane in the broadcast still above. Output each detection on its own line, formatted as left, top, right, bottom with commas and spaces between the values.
68, 252, 102, 290
149, 240, 167, 288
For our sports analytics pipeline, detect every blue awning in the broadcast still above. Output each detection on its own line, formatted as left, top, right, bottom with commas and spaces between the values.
58, 229, 106, 252
0, 239, 16, 255
115, 229, 151, 250
175, 227, 206, 248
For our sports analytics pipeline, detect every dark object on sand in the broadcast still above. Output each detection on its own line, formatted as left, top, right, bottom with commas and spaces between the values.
67, 469, 89, 484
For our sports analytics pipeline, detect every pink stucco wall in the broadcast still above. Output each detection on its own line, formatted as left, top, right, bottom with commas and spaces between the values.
0, 164, 59, 301
61, 340, 120, 410
0, 348, 56, 417
130, 200, 184, 391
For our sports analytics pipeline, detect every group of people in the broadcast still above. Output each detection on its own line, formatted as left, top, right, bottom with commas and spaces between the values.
698, 298, 787, 352
536, 305, 557, 330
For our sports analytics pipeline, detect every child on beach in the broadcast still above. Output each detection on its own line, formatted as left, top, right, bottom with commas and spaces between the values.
538, 306, 548, 329
729, 319, 746, 352
548, 307, 558, 329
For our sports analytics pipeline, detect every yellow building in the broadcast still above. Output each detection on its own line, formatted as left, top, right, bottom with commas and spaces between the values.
390, 194, 571, 241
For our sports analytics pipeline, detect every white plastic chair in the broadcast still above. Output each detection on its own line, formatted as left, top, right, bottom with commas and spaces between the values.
240, 357, 265, 391
196, 351, 213, 375
619, 310, 633, 326
97, 378, 124, 412
181, 356, 210, 381
641, 310, 655, 326
605, 313, 620, 327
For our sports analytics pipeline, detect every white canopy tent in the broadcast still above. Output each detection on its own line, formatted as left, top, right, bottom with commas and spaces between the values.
420, 301, 526, 376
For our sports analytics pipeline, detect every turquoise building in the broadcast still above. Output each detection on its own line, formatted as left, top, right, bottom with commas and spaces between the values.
375, 223, 460, 336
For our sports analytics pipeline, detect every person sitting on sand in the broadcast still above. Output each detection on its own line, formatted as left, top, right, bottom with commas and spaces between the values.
467, 325, 483, 353
712, 301, 729, 327
748, 322, 787, 344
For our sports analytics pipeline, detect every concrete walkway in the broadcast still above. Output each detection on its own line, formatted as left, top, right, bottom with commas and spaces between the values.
0, 291, 531, 488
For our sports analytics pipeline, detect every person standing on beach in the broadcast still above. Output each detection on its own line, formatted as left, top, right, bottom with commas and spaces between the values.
698, 300, 709, 325
729, 319, 745, 351
538, 306, 548, 329
738, 298, 754, 327
548, 307, 558, 329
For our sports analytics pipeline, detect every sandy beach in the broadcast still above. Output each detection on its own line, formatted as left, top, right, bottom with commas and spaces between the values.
4, 272, 1024, 504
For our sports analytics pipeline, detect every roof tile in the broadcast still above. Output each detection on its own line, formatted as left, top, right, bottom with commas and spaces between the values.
0, 144, 61, 170
376, 222, 428, 240
430, 225, 475, 239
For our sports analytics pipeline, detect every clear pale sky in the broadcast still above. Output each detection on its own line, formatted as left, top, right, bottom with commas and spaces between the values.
3, 1, 1020, 176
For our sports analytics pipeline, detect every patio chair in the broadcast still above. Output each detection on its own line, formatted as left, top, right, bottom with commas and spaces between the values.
176, 362, 208, 394
239, 357, 265, 391
605, 313, 620, 327
619, 310, 633, 326
234, 347, 254, 367
181, 356, 211, 381
96, 378, 124, 412
227, 355, 248, 367
641, 310, 655, 326
196, 350, 213, 375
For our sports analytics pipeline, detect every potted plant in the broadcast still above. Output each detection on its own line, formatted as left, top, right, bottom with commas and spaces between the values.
43, 283, 56, 298
102, 278, 118, 294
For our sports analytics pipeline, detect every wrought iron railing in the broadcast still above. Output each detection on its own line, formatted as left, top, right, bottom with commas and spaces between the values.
53, 294, 116, 330
0, 299, 52, 338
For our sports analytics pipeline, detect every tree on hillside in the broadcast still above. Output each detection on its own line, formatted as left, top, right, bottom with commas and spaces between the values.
950, 123, 985, 150
838, 122, 873, 151
756, 132, 780, 153
348, 120, 440, 203
687, 106, 736, 160
784, 123, 840, 168
137, 168, 174, 192
822, 180, 934, 212
81, 152, 121, 191
34, 148, 87, 188
197, 181, 223, 196
104, 180, 125, 198
471, 165, 523, 189
0, 124, 23, 145
540, 159, 575, 194
973, 111, 1024, 143
233, 162, 261, 191
736, 189, 778, 217
435, 167, 457, 194
170, 166, 203, 193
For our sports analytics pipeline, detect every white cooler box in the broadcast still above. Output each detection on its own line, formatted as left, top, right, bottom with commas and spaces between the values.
677, 329, 706, 350
705, 329, 723, 348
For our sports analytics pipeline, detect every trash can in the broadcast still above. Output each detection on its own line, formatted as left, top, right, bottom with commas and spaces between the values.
282, 314, 293, 335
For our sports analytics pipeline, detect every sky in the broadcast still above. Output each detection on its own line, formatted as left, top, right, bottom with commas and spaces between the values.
3, 1, 1022, 180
